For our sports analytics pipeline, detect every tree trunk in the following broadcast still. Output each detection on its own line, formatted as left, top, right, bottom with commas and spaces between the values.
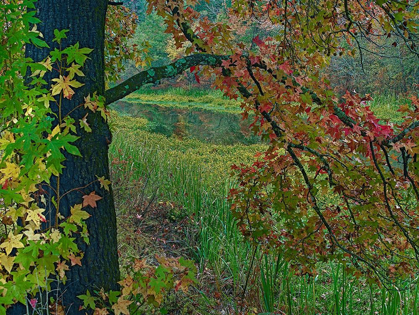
9, 1, 119, 313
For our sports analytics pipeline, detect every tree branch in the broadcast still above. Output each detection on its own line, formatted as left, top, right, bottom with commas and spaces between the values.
104, 54, 228, 105
287, 144, 387, 281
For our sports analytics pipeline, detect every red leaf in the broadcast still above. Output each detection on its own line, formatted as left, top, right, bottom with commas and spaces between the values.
38, 214, 47, 223
190, 66, 196, 73
343, 128, 352, 136
259, 103, 272, 113
2, 179, 9, 190
252, 35, 264, 47
194, 73, 200, 84
221, 59, 231, 68
29, 299, 37, 309
279, 61, 293, 75
249, 55, 260, 65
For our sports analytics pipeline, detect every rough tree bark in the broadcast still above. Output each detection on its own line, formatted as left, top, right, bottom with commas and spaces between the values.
9, 0, 119, 313
6, 2, 227, 314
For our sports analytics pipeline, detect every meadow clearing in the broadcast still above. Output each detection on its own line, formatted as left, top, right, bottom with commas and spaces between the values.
109, 88, 418, 314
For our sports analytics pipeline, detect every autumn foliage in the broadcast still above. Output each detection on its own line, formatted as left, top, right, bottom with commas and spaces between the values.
144, 0, 419, 283
0, 0, 418, 313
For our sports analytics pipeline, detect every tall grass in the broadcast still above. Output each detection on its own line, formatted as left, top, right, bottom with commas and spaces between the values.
109, 114, 419, 314
367, 95, 412, 123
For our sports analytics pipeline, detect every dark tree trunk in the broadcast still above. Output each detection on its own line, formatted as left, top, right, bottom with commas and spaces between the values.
9, 1, 119, 314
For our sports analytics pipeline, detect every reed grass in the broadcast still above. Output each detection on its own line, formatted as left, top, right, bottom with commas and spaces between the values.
109, 110, 419, 314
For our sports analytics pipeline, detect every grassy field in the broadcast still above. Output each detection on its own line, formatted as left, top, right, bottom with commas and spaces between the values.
109, 92, 418, 314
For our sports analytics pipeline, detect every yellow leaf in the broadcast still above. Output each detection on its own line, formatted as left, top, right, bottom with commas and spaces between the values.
31, 57, 52, 78
26, 208, 46, 226
84, 94, 98, 112
42, 57, 52, 70
111, 297, 132, 315
118, 275, 134, 296
80, 114, 92, 133
0, 132, 13, 150
0, 253, 15, 273
67, 63, 84, 80
93, 308, 109, 315
6, 207, 18, 222
37, 93, 55, 108
50, 229, 61, 243
23, 228, 42, 241
69, 204, 90, 224
19, 189, 34, 207
48, 125, 61, 140
96, 176, 111, 191
0, 232, 24, 255
0, 162, 20, 184
51, 75, 84, 99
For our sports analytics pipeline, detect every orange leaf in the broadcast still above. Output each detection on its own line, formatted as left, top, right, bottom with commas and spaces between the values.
83, 191, 102, 208
68, 253, 82, 266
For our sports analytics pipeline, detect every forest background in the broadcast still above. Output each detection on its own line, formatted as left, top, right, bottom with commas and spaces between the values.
122, 0, 418, 96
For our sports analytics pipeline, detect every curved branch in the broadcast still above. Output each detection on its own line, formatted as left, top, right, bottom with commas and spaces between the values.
104, 54, 229, 105
388, 121, 419, 145
369, 141, 419, 260
287, 144, 387, 281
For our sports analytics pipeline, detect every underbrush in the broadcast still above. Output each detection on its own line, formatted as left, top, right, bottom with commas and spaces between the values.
109, 110, 419, 314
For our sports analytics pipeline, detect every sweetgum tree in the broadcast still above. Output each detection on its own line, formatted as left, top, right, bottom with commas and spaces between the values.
0, 0, 418, 313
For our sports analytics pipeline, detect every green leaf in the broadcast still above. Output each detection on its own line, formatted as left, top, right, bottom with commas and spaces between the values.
108, 290, 120, 304
58, 236, 79, 258
60, 222, 78, 236
64, 143, 82, 156
78, 290, 96, 310
64, 43, 93, 66
30, 37, 49, 48
14, 250, 35, 270
53, 29, 69, 44
50, 48, 62, 62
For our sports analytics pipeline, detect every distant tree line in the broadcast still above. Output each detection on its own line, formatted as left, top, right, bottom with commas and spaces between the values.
123, 0, 417, 97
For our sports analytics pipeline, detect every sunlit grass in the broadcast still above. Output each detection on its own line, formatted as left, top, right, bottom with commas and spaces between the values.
124, 86, 242, 113
368, 94, 412, 123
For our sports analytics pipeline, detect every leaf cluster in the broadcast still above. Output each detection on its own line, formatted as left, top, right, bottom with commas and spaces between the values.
78, 256, 197, 315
